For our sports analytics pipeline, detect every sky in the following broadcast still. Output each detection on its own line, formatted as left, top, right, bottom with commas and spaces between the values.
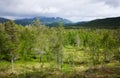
0, 0, 120, 22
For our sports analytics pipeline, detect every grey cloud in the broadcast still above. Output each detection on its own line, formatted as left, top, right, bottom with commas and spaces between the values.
0, 0, 120, 22
93, 0, 120, 7
105, 0, 120, 7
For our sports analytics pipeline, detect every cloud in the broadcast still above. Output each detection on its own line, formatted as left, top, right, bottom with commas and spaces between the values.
94, 0, 120, 7
0, 0, 120, 22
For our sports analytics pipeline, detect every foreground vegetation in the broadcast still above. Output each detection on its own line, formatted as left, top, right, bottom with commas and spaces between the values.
0, 19, 120, 78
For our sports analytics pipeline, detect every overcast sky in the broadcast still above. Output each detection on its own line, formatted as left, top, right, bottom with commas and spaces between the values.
0, 0, 120, 22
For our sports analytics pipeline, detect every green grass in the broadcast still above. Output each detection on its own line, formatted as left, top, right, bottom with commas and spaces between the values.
0, 47, 120, 78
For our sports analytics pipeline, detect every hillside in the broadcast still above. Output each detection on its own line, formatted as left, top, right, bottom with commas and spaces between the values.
73, 17, 120, 28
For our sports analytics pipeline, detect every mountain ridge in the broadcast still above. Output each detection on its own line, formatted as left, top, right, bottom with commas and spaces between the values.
0, 16, 72, 26
70, 16, 120, 29
0, 16, 120, 28
15, 17, 72, 26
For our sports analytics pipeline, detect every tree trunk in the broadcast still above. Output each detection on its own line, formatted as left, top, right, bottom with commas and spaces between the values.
11, 55, 14, 74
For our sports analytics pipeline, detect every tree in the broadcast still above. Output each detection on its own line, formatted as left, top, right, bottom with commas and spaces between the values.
75, 33, 80, 47
88, 32, 101, 66
113, 29, 120, 62
4, 20, 19, 73
0, 23, 9, 60
32, 18, 42, 27
54, 23, 64, 69
19, 27, 36, 60
101, 31, 116, 63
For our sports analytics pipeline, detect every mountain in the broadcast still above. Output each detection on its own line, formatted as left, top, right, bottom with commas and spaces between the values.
0, 17, 72, 26
0, 17, 9, 23
14, 17, 72, 26
73, 17, 120, 29
0, 16, 120, 28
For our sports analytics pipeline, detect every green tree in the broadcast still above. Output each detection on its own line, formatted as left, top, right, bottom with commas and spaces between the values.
19, 27, 36, 60
4, 20, 19, 73
55, 23, 64, 69
32, 18, 42, 27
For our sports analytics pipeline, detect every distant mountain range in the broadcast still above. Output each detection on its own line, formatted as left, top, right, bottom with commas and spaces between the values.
0, 17, 9, 23
0, 17, 72, 26
0, 16, 120, 28
14, 17, 72, 26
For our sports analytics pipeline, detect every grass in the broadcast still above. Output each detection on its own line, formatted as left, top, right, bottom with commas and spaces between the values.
0, 60, 120, 78
0, 47, 120, 78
